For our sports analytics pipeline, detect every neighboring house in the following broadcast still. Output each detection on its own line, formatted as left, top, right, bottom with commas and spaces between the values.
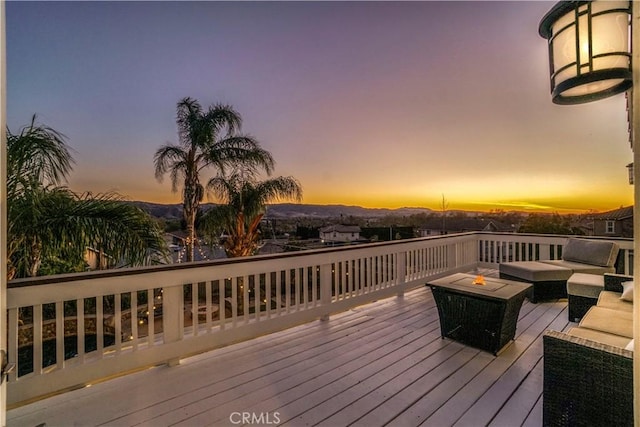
418, 218, 516, 237
591, 206, 633, 238
569, 218, 594, 236
84, 247, 112, 271
320, 225, 361, 243
166, 231, 188, 247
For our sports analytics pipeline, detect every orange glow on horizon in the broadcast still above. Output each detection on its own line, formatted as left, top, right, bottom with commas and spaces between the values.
107, 181, 633, 214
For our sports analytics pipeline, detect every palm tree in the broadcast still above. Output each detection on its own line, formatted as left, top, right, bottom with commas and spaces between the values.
203, 173, 302, 258
8, 114, 74, 197
154, 97, 274, 261
7, 116, 168, 279
10, 187, 168, 278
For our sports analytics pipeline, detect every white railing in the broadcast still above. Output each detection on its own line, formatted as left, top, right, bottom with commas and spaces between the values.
5, 232, 632, 405
476, 232, 634, 275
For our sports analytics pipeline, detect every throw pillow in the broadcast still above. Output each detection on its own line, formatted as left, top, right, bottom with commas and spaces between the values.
620, 281, 634, 302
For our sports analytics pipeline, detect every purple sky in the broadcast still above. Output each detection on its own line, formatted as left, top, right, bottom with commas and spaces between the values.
6, 1, 633, 213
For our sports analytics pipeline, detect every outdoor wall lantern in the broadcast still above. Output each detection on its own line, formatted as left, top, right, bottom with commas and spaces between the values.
628, 162, 634, 184
539, 0, 632, 105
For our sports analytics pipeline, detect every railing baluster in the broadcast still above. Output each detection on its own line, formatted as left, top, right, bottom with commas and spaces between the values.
114, 293, 122, 353
146, 289, 154, 347
366, 257, 372, 293
219, 279, 226, 330
342, 260, 353, 299
34, 305, 43, 375
354, 259, 359, 295
7, 308, 18, 382
243, 275, 249, 325
192, 283, 199, 335
55, 302, 64, 370
303, 267, 309, 309
360, 258, 365, 295
295, 268, 302, 310
277, 271, 283, 314
266, 273, 273, 318
96, 297, 104, 357
253, 274, 262, 321
205, 281, 212, 330
231, 278, 238, 328
77, 298, 85, 363
349, 260, 355, 296
131, 293, 138, 351
284, 270, 291, 313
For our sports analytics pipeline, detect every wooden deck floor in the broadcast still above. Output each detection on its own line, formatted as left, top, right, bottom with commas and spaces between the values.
8, 274, 570, 427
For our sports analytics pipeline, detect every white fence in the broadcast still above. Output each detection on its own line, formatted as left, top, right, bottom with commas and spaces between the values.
5, 232, 632, 405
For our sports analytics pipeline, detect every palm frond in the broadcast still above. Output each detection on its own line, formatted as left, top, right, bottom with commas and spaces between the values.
7, 114, 75, 192
208, 136, 275, 175
255, 176, 303, 205
206, 104, 243, 136
153, 144, 188, 179
8, 187, 168, 278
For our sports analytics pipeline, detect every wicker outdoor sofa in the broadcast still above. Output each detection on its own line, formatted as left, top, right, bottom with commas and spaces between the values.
543, 273, 633, 426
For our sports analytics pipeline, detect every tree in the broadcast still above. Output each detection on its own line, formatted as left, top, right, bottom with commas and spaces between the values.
154, 97, 274, 261
441, 194, 449, 234
518, 213, 584, 235
203, 173, 302, 257
7, 116, 168, 279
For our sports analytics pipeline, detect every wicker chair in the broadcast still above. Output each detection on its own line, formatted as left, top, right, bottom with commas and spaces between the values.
543, 330, 633, 426
567, 273, 632, 322
602, 272, 632, 294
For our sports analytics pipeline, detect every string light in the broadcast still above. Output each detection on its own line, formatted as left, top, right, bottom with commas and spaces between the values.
175, 237, 211, 263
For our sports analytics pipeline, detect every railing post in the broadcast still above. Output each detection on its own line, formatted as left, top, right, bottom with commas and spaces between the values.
162, 285, 182, 366
397, 252, 406, 297
538, 243, 551, 261
320, 263, 332, 321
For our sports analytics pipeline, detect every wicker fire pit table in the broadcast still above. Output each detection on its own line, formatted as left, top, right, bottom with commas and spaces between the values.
428, 273, 532, 355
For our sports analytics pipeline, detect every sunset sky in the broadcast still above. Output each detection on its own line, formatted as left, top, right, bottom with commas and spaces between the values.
6, 1, 633, 214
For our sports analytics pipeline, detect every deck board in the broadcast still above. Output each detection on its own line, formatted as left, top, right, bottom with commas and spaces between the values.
8, 273, 570, 427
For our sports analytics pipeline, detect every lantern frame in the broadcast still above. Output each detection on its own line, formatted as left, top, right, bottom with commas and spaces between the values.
539, 1, 632, 105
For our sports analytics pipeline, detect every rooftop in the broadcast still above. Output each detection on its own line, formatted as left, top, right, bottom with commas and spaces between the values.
591, 205, 634, 220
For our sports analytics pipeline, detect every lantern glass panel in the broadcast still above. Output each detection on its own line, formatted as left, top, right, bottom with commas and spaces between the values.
551, 26, 575, 75
578, 14, 589, 65
591, 11, 629, 62
553, 7, 575, 31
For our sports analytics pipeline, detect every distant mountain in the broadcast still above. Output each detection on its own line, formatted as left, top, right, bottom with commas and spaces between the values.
130, 201, 432, 220
129, 201, 187, 219
263, 204, 433, 218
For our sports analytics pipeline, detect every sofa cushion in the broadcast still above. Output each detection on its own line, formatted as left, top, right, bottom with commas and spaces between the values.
620, 281, 634, 302
567, 326, 632, 349
540, 260, 615, 275
567, 273, 605, 298
597, 290, 634, 312
579, 306, 633, 338
499, 261, 572, 282
561, 238, 619, 267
